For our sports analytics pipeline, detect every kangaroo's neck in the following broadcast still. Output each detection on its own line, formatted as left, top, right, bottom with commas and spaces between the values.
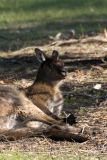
26, 81, 61, 97
35, 77, 59, 87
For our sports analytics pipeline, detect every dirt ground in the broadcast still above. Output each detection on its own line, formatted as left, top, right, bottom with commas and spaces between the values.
0, 33, 107, 155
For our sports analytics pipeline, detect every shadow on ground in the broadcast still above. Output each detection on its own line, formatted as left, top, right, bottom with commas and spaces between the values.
0, 0, 107, 51
0, 20, 107, 52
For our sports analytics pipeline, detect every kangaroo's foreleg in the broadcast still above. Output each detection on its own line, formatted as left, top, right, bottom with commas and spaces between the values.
20, 96, 63, 126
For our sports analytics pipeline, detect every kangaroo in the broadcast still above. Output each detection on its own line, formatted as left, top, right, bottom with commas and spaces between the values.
26, 49, 71, 124
0, 48, 87, 142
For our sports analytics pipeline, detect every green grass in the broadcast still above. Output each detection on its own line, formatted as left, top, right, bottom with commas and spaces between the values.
0, 0, 107, 51
0, 152, 106, 160
0, 0, 107, 26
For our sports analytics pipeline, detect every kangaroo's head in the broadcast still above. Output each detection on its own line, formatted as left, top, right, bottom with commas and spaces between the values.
35, 48, 67, 84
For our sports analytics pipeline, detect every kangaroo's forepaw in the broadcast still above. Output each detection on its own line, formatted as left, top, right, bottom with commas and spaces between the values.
63, 113, 77, 125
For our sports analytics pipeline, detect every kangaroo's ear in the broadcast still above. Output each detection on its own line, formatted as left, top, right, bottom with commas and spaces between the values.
52, 50, 59, 60
35, 48, 46, 63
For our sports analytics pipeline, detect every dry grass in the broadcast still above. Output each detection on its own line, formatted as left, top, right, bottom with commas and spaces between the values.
0, 34, 107, 157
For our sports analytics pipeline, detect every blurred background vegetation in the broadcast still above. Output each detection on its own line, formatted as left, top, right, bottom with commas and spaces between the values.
0, 0, 107, 51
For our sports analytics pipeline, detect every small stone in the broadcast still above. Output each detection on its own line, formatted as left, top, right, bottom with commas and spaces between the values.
93, 84, 102, 90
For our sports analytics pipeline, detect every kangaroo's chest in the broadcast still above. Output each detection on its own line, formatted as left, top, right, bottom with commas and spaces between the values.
47, 91, 63, 116
27, 84, 64, 116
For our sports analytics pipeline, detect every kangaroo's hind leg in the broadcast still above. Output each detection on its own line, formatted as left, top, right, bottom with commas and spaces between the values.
0, 123, 87, 142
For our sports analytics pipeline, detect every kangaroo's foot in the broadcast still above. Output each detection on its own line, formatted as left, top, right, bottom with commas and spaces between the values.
44, 125, 88, 143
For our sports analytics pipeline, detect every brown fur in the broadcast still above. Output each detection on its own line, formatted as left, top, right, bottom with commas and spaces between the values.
26, 83, 63, 118
0, 49, 87, 142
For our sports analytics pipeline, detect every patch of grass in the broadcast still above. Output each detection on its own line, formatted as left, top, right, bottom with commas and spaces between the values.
0, 0, 107, 26
0, 0, 107, 51
79, 107, 88, 114
0, 152, 106, 160
64, 94, 95, 108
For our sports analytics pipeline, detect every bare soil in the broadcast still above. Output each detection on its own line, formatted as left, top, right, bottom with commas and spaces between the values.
0, 33, 107, 155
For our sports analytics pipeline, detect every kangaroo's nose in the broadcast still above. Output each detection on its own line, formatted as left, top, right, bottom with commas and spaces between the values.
61, 68, 67, 77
